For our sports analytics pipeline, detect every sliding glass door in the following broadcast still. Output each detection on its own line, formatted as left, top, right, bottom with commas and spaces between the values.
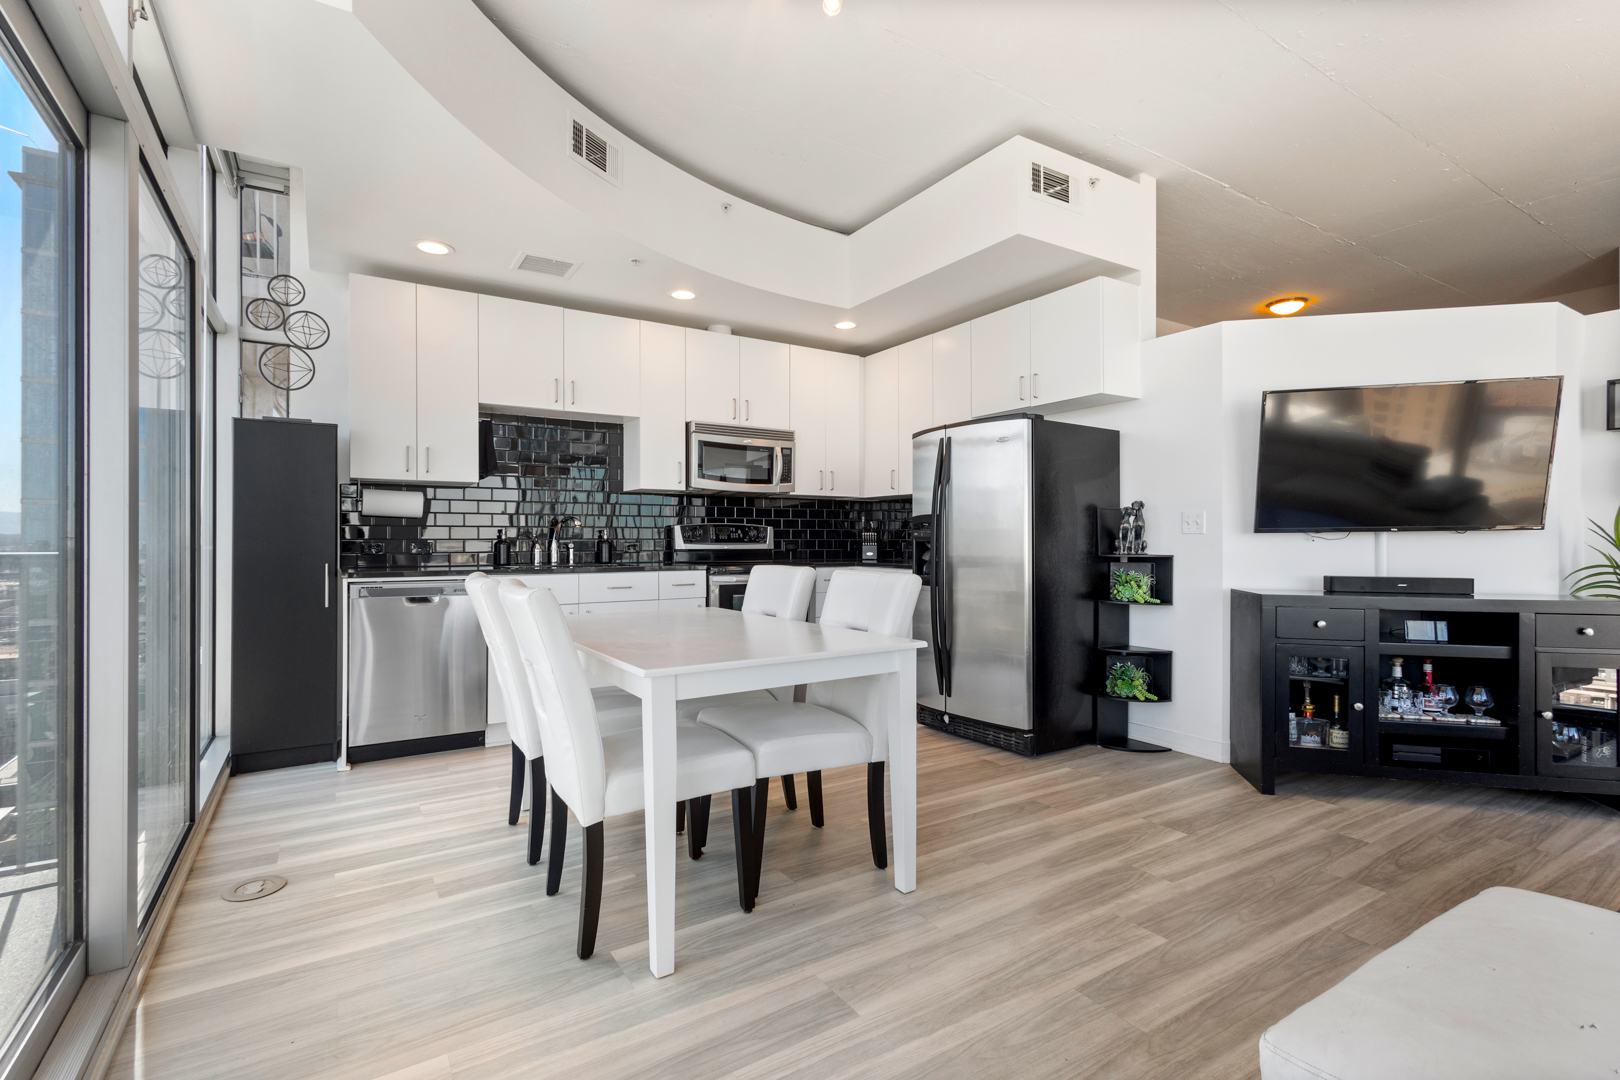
135, 174, 191, 916
0, 36, 77, 1045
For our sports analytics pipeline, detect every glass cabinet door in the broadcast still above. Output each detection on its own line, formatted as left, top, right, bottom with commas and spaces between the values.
1275, 645, 1365, 762
1535, 652, 1620, 778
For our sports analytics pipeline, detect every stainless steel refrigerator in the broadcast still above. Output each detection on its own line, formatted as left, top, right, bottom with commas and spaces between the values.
911, 414, 1119, 755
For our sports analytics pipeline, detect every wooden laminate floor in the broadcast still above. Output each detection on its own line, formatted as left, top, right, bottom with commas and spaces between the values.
108, 731, 1620, 1080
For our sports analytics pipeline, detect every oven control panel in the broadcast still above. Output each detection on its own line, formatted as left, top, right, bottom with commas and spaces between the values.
670, 524, 774, 550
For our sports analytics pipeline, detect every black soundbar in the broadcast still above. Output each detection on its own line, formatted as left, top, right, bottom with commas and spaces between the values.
1323, 576, 1474, 597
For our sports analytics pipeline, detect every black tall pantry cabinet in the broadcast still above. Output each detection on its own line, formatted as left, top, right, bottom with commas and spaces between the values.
231, 418, 340, 773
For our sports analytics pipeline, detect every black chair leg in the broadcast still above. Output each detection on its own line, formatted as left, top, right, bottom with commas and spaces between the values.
508, 743, 525, 826
686, 799, 703, 860
781, 773, 798, 810
526, 756, 546, 866
546, 790, 569, 895
867, 762, 888, 870
694, 794, 712, 854
577, 821, 604, 959
731, 786, 754, 912
807, 770, 825, 828
676, 799, 686, 834
749, 777, 771, 905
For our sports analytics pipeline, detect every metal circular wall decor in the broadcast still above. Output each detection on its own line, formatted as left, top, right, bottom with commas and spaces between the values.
138, 328, 187, 379
138, 288, 166, 330
222, 875, 287, 903
282, 309, 330, 350
266, 273, 305, 307
245, 296, 286, 331
139, 252, 182, 290
257, 343, 316, 392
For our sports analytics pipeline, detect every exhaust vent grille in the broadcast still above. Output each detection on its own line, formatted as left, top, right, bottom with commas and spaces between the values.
511, 253, 579, 279
1031, 163, 1070, 204
570, 117, 622, 185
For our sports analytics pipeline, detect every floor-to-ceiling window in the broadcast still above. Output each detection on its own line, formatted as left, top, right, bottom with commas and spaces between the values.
0, 32, 77, 1047
134, 172, 190, 916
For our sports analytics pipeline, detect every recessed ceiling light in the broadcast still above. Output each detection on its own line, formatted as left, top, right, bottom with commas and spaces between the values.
670, 289, 696, 300
1265, 296, 1309, 316
416, 240, 453, 256
834, 320, 857, 330
823, 0, 841, 13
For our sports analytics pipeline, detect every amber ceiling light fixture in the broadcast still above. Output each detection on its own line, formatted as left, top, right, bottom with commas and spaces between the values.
1265, 296, 1309, 316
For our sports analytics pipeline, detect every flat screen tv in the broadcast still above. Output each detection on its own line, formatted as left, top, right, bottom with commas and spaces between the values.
1254, 376, 1562, 532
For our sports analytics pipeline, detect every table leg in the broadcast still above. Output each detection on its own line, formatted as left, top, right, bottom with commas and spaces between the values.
887, 649, 917, 893
642, 675, 678, 977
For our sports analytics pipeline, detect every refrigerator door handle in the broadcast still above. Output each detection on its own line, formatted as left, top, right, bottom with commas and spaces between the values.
938, 435, 953, 698
930, 437, 947, 698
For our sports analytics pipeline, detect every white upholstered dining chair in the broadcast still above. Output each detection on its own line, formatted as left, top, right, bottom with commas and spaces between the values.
697, 568, 921, 905
465, 572, 640, 865
498, 580, 760, 958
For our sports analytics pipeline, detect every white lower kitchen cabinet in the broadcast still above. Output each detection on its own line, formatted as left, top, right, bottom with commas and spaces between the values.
896, 336, 933, 495
823, 351, 862, 496
789, 344, 827, 495
626, 321, 686, 492
578, 571, 659, 604
657, 569, 705, 598
862, 347, 899, 497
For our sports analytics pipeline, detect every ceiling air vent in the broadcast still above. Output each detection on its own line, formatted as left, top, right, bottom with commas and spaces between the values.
1031, 163, 1070, 204
570, 117, 622, 186
511, 252, 580, 279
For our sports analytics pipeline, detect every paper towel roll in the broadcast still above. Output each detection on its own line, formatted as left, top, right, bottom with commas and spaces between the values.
361, 488, 425, 519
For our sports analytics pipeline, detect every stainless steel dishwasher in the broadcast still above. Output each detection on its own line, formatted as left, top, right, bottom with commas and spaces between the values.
347, 582, 487, 762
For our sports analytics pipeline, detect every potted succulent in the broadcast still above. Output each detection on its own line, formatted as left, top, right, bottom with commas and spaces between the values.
1104, 660, 1158, 701
1109, 566, 1159, 604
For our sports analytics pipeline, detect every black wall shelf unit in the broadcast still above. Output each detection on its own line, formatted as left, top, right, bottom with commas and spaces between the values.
1095, 570, 1174, 754
1232, 589, 1620, 797
1100, 554, 1175, 607
1099, 647, 1174, 703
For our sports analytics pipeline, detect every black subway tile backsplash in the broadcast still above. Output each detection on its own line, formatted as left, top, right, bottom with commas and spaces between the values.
340, 413, 913, 573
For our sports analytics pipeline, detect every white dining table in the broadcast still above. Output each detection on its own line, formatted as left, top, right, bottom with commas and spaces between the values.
566, 606, 923, 978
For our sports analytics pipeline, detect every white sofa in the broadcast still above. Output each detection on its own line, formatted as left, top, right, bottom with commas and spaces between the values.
1259, 886, 1620, 1080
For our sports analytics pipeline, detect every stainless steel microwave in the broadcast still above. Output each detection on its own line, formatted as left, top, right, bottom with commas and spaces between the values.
687, 422, 794, 494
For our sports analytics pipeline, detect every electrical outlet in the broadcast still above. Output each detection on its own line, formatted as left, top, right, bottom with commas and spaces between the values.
1181, 510, 1206, 535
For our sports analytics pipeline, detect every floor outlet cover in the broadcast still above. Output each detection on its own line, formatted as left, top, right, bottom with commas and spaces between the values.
222, 876, 288, 903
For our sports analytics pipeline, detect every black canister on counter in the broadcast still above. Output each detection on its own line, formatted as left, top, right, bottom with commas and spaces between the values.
492, 528, 512, 567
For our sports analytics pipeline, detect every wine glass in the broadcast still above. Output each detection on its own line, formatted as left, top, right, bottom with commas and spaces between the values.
1466, 685, 1494, 720
1435, 684, 1459, 717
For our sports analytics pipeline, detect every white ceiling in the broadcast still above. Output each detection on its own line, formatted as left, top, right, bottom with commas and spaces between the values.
475, 0, 1620, 326
159, 0, 1618, 347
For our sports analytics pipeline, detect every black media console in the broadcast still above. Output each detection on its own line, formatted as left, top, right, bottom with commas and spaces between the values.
1231, 590, 1620, 797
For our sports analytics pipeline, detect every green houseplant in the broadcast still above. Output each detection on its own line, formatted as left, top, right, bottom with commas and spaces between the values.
1104, 661, 1158, 701
1109, 567, 1159, 604
1567, 506, 1620, 598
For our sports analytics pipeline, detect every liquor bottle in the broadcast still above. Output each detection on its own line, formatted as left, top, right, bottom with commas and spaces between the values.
1302, 682, 1315, 718
1381, 657, 1412, 718
596, 529, 614, 565
1420, 658, 1438, 712
492, 528, 511, 568
1328, 694, 1349, 749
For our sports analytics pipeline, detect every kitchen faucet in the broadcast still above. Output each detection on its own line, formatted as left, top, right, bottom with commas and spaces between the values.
548, 515, 584, 567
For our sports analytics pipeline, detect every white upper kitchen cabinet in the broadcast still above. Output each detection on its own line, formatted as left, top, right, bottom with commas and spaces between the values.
684, 327, 741, 424
896, 336, 934, 495
349, 274, 417, 482
739, 337, 790, 429
562, 309, 641, 417
823, 351, 863, 496
932, 321, 972, 426
478, 294, 564, 412
970, 302, 1032, 418
626, 321, 687, 492
1029, 276, 1142, 411
862, 347, 899, 498
788, 345, 825, 495
415, 286, 481, 484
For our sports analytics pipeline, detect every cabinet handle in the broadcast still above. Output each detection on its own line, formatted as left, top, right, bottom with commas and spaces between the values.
570, 380, 576, 405
425, 447, 431, 474
1580, 626, 1596, 636
1314, 620, 1327, 628
830, 470, 835, 490
405, 445, 411, 473
820, 469, 825, 491
324, 564, 330, 608
732, 398, 738, 420
1019, 375, 1025, 401
1033, 372, 1039, 399
745, 399, 750, 422
891, 468, 896, 490
607, 586, 632, 590
670, 582, 696, 587
676, 460, 682, 485
1541, 710, 1554, 720
1352, 702, 1363, 712
554, 377, 560, 403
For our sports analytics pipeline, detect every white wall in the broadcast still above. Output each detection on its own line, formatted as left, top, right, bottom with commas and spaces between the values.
1056, 301, 1606, 763
287, 166, 353, 477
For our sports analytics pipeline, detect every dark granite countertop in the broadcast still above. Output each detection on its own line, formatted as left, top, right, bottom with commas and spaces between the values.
341, 558, 912, 580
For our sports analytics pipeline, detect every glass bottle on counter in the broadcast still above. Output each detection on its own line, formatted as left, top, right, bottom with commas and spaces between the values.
1419, 658, 1438, 713
492, 528, 511, 568
1328, 694, 1349, 749
1381, 656, 1413, 718
596, 529, 614, 565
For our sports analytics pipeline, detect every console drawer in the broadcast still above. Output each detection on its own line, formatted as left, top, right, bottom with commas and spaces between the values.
1276, 606, 1364, 641
1536, 614, 1620, 651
